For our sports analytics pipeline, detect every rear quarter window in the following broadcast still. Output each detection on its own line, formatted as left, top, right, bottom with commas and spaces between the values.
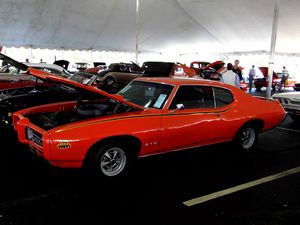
214, 87, 234, 107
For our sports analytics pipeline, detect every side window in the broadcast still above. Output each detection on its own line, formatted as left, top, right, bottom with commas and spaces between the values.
214, 87, 234, 107
47, 68, 61, 75
191, 63, 199, 69
169, 85, 214, 109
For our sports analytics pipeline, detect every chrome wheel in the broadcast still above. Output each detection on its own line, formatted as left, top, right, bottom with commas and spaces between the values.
100, 147, 126, 177
275, 82, 281, 92
241, 128, 256, 150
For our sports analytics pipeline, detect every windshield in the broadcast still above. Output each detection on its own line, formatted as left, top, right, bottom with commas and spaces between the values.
62, 68, 71, 76
118, 81, 173, 109
0, 65, 20, 75
69, 72, 95, 84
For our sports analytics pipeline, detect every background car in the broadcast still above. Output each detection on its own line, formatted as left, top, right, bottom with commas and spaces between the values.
254, 67, 296, 91
272, 92, 300, 122
190, 61, 210, 75
68, 62, 89, 74
14, 70, 285, 178
199, 61, 247, 91
0, 62, 70, 90
199, 61, 226, 80
97, 62, 143, 91
294, 82, 300, 91
84, 65, 107, 75
98, 61, 196, 93
142, 61, 196, 78
0, 71, 99, 127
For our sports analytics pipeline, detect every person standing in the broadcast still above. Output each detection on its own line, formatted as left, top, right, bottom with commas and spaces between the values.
221, 63, 240, 88
232, 59, 243, 82
279, 66, 289, 90
248, 65, 256, 92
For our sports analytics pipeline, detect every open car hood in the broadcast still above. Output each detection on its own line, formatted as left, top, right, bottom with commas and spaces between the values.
28, 67, 144, 110
258, 67, 278, 78
203, 61, 225, 71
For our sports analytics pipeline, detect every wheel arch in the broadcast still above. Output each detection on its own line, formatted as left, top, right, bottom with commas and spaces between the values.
83, 135, 142, 168
104, 74, 117, 83
237, 119, 265, 135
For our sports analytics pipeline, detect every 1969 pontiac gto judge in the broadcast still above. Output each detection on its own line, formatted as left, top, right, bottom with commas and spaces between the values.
13, 68, 285, 177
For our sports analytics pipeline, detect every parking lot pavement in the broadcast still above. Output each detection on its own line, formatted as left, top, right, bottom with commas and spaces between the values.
0, 101, 299, 224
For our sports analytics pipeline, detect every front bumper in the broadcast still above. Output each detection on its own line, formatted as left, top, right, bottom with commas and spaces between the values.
285, 108, 300, 117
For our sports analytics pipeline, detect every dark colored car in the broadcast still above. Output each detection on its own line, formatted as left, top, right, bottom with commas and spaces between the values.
99, 61, 197, 93
142, 61, 196, 78
0, 69, 98, 127
190, 61, 210, 75
294, 83, 300, 91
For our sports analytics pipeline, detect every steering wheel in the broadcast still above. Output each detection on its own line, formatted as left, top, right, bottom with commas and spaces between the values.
112, 102, 132, 114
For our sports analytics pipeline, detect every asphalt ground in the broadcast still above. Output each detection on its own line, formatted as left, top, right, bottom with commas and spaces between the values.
0, 88, 300, 225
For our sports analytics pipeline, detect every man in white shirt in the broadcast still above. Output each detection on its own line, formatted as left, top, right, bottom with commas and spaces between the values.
221, 63, 240, 88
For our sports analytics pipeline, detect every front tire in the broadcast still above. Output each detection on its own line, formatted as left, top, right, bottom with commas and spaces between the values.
274, 82, 281, 92
87, 143, 130, 178
291, 115, 300, 123
234, 125, 258, 152
255, 86, 261, 91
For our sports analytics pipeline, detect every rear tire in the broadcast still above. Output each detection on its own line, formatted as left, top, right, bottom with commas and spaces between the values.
234, 125, 258, 152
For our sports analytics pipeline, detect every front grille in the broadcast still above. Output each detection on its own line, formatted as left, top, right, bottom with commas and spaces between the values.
26, 127, 43, 147
290, 99, 300, 104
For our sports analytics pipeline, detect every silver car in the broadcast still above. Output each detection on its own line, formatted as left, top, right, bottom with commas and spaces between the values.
272, 92, 300, 122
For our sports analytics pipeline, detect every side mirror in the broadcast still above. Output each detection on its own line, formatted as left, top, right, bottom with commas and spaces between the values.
170, 104, 184, 113
176, 104, 184, 110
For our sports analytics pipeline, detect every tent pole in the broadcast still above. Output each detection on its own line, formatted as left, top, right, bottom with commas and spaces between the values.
135, 0, 140, 64
266, 0, 280, 98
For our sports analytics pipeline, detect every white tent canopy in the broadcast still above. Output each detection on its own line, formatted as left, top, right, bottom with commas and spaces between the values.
0, 0, 300, 54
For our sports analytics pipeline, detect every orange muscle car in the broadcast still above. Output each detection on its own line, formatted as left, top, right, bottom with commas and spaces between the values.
13, 68, 285, 177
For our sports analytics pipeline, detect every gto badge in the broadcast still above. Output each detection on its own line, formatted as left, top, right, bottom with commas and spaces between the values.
57, 142, 71, 149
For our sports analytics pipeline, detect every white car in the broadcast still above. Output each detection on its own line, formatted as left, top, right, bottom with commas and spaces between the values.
272, 92, 300, 122
1, 63, 71, 78
24, 63, 71, 78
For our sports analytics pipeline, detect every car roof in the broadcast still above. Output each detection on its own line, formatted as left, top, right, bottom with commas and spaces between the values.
24, 63, 65, 71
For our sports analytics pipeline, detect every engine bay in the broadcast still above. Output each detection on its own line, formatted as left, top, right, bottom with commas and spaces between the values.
27, 99, 135, 130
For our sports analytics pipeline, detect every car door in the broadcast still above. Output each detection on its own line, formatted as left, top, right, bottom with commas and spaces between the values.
159, 85, 234, 152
